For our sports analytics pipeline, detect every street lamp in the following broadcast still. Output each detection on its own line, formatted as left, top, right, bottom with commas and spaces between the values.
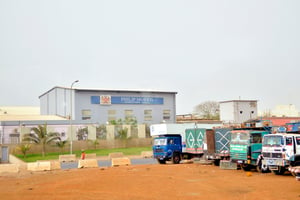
70, 80, 79, 154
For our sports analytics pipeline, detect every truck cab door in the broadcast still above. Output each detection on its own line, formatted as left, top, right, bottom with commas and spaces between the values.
285, 136, 294, 160
295, 136, 300, 155
168, 138, 181, 153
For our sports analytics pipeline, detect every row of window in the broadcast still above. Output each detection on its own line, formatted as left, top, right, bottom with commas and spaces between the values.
81, 109, 171, 122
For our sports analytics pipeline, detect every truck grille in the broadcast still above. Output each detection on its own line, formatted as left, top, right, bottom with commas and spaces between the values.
230, 152, 247, 160
154, 149, 164, 153
263, 152, 282, 158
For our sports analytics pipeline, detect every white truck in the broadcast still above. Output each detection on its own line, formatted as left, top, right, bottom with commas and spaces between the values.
262, 133, 300, 175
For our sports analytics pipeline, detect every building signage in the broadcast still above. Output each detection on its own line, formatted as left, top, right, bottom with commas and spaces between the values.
100, 95, 111, 105
91, 96, 164, 105
111, 96, 163, 104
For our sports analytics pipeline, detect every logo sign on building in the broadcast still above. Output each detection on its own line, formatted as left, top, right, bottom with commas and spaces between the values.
100, 95, 111, 105
91, 96, 163, 105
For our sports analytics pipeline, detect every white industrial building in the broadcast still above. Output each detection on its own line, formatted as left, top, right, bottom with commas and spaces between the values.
39, 86, 177, 125
219, 100, 258, 124
0, 87, 177, 145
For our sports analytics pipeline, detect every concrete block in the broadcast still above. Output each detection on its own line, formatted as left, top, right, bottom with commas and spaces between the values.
141, 151, 153, 158
111, 157, 131, 167
85, 153, 97, 159
78, 159, 98, 168
27, 161, 51, 171
50, 160, 61, 170
193, 159, 213, 165
109, 152, 124, 159
9, 155, 27, 170
59, 154, 76, 162
220, 160, 237, 170
0, 164, 19, 174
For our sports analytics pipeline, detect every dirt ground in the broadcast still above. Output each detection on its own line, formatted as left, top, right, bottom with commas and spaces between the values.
0, 163, 299, 200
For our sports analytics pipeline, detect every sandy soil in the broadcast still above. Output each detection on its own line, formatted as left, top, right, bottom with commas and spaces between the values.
0, 163, 299, 200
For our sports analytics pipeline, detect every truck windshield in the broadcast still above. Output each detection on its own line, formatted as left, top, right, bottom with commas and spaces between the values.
154, 138, 167, 145
251, 133, 262, 144
231, 132, 249, 144
263, 136, 284, 146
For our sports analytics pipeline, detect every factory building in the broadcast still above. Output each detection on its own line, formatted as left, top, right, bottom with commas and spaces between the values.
39, 87, 177, 125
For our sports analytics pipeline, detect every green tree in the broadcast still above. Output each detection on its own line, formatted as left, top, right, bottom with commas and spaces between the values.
96, 125, 106, 139
77, 127, 88, 140
116, 127, 128, 147
22, 124, 60, 157
109, 116, 137, 126
89, 139, 100, 149
16, 143, 31, 158
55, 139, 68, 154
193, 101, 220, 120
117, 127, 128, 140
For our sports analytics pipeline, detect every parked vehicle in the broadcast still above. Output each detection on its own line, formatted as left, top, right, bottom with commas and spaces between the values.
262, 133, 300, 175
230, 127, 271, 172
288, 166, 300, 178
150, 123, 230, 164
150, 123, 206, 164
206, 128, 232, 165
286, 122, 300, 133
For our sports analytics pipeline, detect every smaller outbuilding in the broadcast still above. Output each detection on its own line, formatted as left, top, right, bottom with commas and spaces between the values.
219, 100, 258, 124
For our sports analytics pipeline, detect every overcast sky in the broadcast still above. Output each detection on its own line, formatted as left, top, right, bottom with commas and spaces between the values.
1, 0, 300, 115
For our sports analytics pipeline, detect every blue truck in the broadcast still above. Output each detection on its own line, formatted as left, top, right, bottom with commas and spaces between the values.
150, 123, 229, 164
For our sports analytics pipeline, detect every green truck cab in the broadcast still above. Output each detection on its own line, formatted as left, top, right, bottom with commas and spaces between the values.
230, 128, 271, 171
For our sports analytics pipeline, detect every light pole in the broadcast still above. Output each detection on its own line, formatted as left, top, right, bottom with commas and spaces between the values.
70, 80, 79, 154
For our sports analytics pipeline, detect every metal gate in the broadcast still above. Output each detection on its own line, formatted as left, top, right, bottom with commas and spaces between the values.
1, 146, 9, 163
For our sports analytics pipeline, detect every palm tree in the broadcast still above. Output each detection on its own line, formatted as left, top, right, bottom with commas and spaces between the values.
23, 124, 60, 157
16, 143, 32, 158
116, 127, 128, 147
89, 139, 99, 149
55, 140, 68, 154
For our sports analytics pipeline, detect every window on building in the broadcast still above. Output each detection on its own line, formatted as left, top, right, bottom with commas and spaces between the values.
108, 110, 116, 122
144, 109, 152, 121
124, 109, 135, 121
108, 110, 116, 115
163, 110, 171, 120
124, 110, 133, 116
9, 133, 20, 144
81, 109, 91, 120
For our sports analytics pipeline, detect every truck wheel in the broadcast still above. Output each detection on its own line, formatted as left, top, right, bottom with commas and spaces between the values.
256, 161, 269, 173
213, 159, 220, 166
157, 159, 166, 164
241, 164, 252, 171
272, 167, 285, 175
172, 153, 181, 164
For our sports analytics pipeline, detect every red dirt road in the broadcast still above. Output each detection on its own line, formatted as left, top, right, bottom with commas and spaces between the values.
0, 163, 299, 200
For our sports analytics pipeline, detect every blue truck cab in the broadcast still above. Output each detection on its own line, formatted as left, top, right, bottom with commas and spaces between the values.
152, 135, 182, 164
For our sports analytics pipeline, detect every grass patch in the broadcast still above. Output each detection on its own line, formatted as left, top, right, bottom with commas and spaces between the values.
15, 146, 152, 162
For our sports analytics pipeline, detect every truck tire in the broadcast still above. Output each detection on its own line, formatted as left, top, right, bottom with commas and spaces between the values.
256, 160, 269, 173
272, 166, 285, 175
241, 164, 252, 171
172, 153, 181, 164
157, 159, 166, 164
213, 159, 220, 166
